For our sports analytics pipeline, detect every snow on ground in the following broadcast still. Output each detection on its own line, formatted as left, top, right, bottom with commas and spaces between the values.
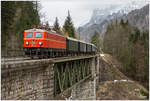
100, 54, 104, 57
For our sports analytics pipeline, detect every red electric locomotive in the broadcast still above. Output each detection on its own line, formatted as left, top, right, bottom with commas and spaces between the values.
24, 28, 66, 58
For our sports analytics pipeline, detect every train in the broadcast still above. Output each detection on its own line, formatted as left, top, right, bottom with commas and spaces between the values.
24, 28, 97, 58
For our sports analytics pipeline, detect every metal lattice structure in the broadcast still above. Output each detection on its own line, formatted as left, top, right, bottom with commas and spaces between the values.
54, 58, 92, 96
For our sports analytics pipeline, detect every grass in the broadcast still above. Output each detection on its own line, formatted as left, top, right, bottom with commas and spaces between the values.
139, 89, 149, 99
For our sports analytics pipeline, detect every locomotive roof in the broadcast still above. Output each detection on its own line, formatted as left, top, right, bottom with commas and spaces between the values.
24, 28, 65, 38
25, 28, 47, 32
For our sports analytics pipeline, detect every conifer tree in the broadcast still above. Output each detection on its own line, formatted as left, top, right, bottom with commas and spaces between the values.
53, 17, 60, 33
90, 31, 101, 52
63, 11, 75, 38
1, 1, 41, 56
46, 21, 49, 26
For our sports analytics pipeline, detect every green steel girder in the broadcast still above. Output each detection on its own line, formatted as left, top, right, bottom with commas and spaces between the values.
54, 58, 92, 96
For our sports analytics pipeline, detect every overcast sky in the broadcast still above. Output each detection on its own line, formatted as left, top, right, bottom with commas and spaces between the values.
40, 0, 149, 28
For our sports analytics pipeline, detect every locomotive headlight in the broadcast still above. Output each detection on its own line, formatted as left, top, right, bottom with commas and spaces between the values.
39, 41, 42, 45
26, 41, 29, 45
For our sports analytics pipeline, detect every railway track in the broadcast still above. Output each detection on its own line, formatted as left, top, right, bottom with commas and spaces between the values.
2, 55, 94, 64
1, 57, 31, 63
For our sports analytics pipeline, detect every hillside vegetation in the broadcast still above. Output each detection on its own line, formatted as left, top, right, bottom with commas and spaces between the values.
103, 19, 149, 90
1, 1, 40, 56
97, 54, 148, 100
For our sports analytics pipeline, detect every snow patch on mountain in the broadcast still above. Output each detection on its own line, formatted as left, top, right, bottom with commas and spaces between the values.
77, 0, 148, 42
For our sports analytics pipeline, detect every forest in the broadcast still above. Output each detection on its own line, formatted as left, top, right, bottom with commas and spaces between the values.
103, 19, 149, 90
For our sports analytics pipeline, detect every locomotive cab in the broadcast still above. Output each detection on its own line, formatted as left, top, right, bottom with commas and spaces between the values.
24, 29, 46, 57
24, 32, 44, 47
24, 28, 67, 58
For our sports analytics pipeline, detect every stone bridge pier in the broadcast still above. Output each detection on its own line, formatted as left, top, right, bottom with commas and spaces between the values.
1, 59, 54, 100
68, 55, 100, 100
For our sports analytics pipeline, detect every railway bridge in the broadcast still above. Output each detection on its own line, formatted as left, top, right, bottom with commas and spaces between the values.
1, 55, 100, 100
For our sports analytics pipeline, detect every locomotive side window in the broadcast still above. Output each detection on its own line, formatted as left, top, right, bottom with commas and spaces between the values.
26, 33, 33, 38
35, 32, 42, 38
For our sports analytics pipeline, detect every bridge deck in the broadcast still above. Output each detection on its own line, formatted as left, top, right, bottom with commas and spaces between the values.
2, 55, 96, 64
2, 55, 95, 73
54, 55, 95, 63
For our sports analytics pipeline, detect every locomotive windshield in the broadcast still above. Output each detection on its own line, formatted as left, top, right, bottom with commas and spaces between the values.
35, 32, 42, 38
26, 33, 33, 38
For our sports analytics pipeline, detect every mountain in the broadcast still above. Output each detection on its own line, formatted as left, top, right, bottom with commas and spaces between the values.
77, 1, 148, 42
77, 6, 124, 42
123, 4, 149, 31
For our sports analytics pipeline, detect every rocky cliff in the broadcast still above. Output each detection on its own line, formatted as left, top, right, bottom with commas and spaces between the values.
77, 3, 149, 42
